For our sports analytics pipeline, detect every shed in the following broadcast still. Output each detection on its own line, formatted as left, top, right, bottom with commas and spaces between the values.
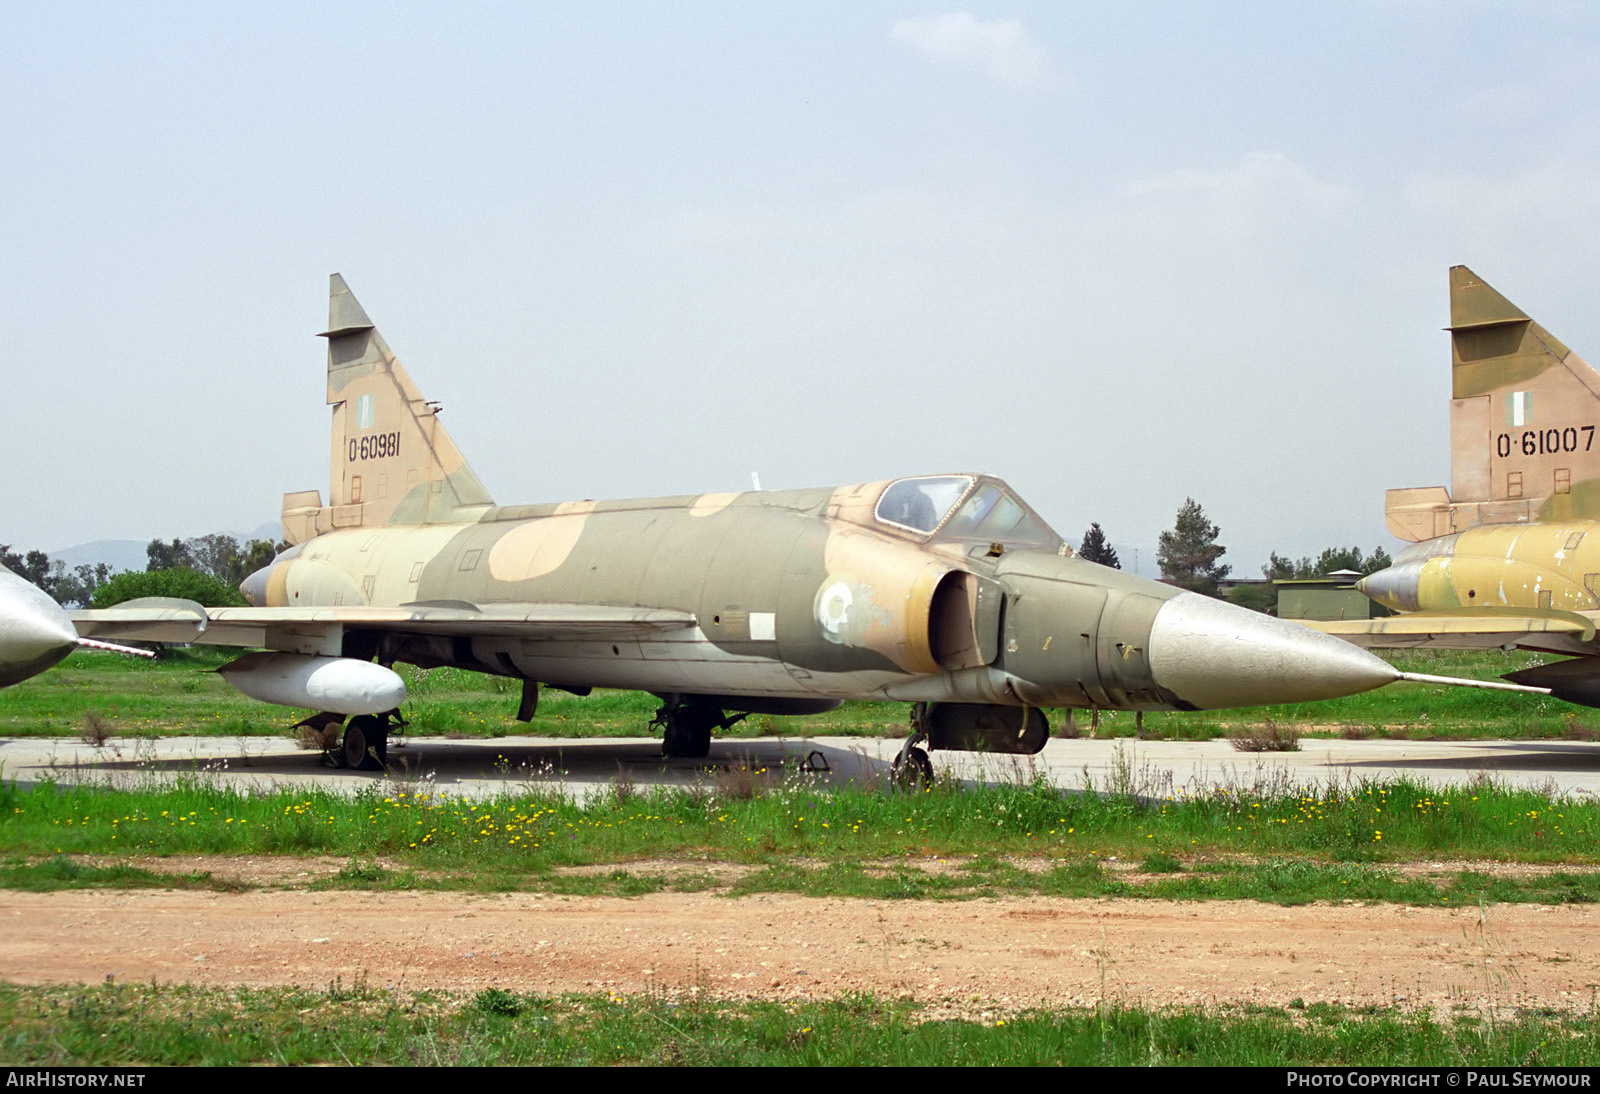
1275, 570, 1386, 621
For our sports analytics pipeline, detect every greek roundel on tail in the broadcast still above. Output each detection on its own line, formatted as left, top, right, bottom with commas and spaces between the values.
68, 274, 1546, 771
1313, 266, 1600, 707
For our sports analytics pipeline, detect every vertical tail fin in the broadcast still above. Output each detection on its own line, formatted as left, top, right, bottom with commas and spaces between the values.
1386, 266, 1600, 540
1447, 265, 1600, 524
282, 275, 493, 544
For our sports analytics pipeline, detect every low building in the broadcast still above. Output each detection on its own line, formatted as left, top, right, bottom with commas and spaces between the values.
1275, 569, 1388, 621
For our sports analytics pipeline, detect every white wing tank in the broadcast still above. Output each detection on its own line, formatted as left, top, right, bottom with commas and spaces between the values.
217, 652, 406, 715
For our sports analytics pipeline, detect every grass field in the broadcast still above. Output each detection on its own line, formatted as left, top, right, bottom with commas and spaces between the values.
3, 646, 1599, 904
0, 645, 1590, 742
3, 766, 1596, 903
5, 651, 1600, 1066
1, 980, 1594, 1066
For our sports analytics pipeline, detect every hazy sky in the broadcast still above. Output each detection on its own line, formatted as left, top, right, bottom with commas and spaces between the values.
5, 2, 1598, 575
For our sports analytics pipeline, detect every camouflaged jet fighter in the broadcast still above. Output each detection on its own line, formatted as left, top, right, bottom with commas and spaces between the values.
71, 275, 1459, 772
1316, 266, 1600, 706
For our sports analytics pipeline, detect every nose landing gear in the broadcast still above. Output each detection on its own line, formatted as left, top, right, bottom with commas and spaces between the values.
890, 702, 1052, 788
891, 703, 934, 789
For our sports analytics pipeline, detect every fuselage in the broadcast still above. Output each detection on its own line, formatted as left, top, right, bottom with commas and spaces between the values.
1360, 522, 1600, 614
244, 474, 1400, 713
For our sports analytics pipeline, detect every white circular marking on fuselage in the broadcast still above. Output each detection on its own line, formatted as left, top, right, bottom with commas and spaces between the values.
816, 580, 853, 644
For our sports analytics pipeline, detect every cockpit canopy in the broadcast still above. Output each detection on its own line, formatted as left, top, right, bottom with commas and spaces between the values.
874, 475, 1061, 549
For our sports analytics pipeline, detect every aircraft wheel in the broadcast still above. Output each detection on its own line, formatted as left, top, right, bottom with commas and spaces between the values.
663, 721, 713, 759
661, 702, 717, 759
892, 745, 934, 790
342, 715, 387, 771
293, 713, 345, 767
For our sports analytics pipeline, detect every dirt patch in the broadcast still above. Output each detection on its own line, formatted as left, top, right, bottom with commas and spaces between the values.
3, 885, 1597, 1014
551, 860, 759, 883
75, 854, 382, 889
1387, 859, 1600, 881
67, 852, 1600, 890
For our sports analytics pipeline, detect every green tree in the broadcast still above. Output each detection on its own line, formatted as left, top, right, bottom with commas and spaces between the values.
146, 538, 194, 572
51, 562, 116, 608
91, 567, 249, 609
1261, 546, 1394, 580
186, 534, 242, 584
1157, 498, 1230, 596
1225, 581, 1277, 614
1077, 523, 1121, 569
1, 546, 54, 589
239, 538, 280, 580
146, 534, 281, 586
1262, 552, 1298, 581
1, 545, 119, 607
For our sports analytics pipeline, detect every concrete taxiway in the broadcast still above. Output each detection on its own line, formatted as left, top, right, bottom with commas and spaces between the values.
2, 732, 1598, 802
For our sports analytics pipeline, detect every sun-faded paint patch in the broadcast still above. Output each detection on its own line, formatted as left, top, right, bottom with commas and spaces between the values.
487, 500, 599, 583
1539, 478, 1600, 522
825, 480, 893, 531
688, 491, 740, 517
816, 525, 950, 674
281, 557, 366, 607
264, 562, 291, 608
357, 523, 471, 606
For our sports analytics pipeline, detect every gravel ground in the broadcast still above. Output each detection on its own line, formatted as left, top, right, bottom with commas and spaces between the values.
4, 879, 1597, 1017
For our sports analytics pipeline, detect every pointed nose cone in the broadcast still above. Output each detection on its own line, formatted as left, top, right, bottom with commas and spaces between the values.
0, 568, 79, 687
1355, 560, 1422, 613
1147, 591, 1399, 709
240, 563, 270, 607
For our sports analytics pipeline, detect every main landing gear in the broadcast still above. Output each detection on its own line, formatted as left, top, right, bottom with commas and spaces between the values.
298, 709, 406, 771
651, 696, 747, 759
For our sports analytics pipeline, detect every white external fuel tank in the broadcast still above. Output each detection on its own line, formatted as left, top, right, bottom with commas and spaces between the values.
217, 652, 406, 715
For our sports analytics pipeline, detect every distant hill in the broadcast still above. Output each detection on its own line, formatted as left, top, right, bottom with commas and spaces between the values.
47, 539, 149, 574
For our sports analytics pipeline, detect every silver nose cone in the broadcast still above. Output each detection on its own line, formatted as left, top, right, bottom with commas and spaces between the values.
240, 563, 271, 607
1355, 560, 1422, 612
1147, 591, 1399, 709
0, 567, 79, 687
